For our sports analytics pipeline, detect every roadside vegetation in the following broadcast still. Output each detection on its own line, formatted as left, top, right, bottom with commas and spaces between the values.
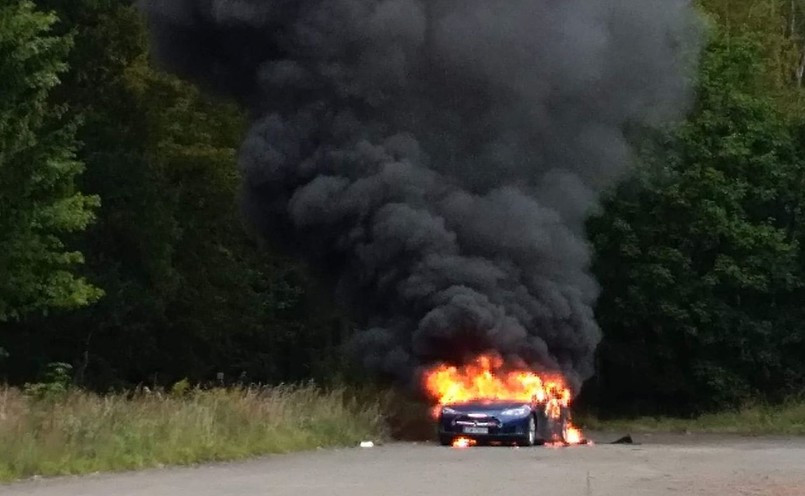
0, 380, 386, 482
577, 401, 805, 436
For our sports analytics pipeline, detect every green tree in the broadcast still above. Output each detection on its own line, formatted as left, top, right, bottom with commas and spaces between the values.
697, 0, 805, 111
588, 31, 805, 414
0, 1, 101, 321
2, 1, 350, 388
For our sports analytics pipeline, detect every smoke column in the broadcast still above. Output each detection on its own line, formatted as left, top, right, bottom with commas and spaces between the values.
140, 0, 701, 390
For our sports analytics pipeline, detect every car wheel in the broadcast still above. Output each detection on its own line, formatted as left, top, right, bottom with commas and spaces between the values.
518, 416, 537, 446
439, 434, 453, 446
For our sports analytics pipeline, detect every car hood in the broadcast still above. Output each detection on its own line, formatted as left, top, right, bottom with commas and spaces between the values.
443, 401, 530, 415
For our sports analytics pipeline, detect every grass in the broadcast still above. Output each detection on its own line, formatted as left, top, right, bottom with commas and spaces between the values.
0, 384, 387, 482
576, 401, 805, 435
4, 381, 802, 484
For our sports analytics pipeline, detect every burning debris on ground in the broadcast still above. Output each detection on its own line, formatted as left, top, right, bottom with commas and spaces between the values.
139, 0, 701, 411
452, 437, 476, 449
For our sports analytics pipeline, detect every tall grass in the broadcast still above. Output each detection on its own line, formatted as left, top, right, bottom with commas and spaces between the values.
577, 401, 805, 435
0, 385, 387, 482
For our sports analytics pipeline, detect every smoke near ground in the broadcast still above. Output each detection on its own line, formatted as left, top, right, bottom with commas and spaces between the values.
140, 0, 701, 390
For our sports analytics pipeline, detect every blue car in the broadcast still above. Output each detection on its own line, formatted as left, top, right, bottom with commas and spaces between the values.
437, 400, 569, 446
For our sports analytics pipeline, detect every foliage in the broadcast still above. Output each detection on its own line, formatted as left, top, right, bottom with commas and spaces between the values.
22, 361, 72, 399
587, 31, 805, 413
0, 1, 352, 389
0, 0, 101, 321
697, 0, 805, 112
577, 399, 805, 435
0, 385, 386, 482
170, 378, 191, 397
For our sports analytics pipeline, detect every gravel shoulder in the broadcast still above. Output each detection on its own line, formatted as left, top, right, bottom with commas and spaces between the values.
2, 433, 804, 496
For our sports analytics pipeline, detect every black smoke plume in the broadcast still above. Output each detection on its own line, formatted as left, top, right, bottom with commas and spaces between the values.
140, 0, 701, 390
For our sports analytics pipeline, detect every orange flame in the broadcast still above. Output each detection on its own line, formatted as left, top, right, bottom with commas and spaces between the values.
452, 437, 476, 448
423, 353, 587, 446
423, 354, 571, 411
565, 425, 583, 445
545, 398, 562, 420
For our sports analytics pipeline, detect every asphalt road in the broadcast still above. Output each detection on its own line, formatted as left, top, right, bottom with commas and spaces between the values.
3, 434, 805, 496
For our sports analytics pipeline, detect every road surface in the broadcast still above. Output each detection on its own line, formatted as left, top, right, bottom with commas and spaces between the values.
2, 433, 805, 496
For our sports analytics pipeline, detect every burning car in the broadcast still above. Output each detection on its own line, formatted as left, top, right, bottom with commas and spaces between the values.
436, 398, 572, 446
424, 354, 583, 447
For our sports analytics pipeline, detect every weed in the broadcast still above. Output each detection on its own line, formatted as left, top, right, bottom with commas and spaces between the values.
0, 384, 387, 482
577, 401, 805, 435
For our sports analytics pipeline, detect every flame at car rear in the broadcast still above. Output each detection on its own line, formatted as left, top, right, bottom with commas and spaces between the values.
452, 437, 476, 448
423, 353, 586, 445
564, 426, 583, 445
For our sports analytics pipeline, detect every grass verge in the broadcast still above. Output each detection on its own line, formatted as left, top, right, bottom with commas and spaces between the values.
0, 384, 387, 482
576, 401, 805, 435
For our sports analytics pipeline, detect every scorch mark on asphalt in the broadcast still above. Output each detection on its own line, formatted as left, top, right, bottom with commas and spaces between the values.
2, 434, 805, 496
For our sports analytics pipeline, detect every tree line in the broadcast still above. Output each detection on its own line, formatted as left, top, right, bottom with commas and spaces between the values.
1, 0, 804, 415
